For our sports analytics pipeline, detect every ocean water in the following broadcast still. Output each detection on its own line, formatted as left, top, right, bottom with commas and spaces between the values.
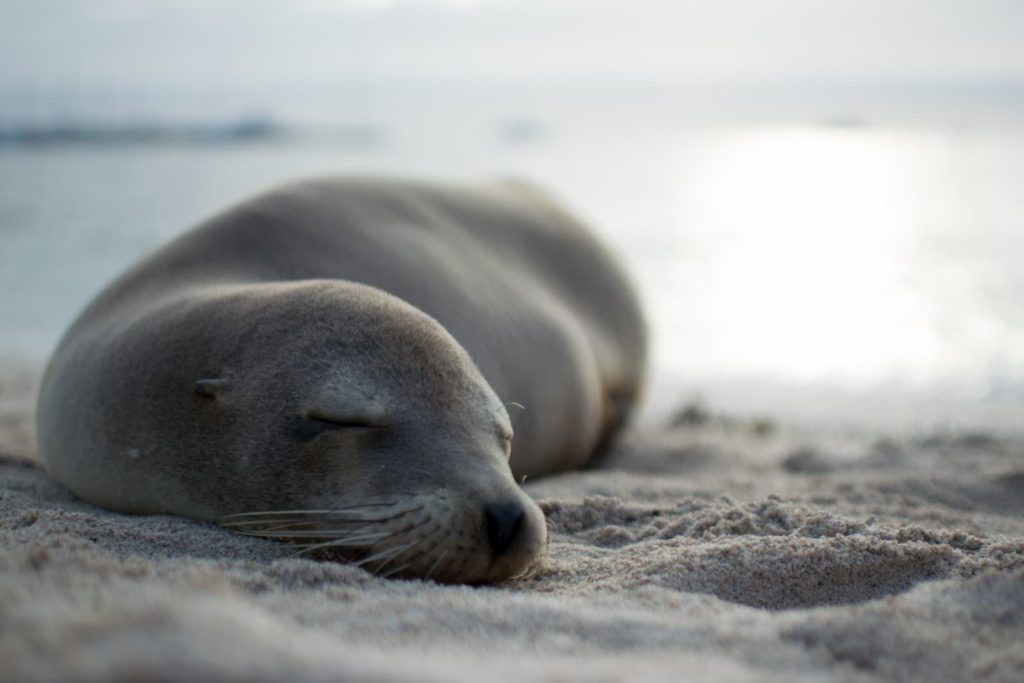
2, 87, 1023, 421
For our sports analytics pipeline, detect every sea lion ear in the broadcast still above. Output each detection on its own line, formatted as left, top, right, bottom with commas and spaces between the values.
194, 378, 231, 398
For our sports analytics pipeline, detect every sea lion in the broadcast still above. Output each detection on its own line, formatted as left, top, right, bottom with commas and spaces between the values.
36, 176, 646, 583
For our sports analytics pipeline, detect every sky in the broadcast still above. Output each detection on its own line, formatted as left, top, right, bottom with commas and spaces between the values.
2, 0, 1023, 89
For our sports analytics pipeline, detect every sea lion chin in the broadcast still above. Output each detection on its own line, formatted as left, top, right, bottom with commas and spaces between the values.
36, 176, 646, 583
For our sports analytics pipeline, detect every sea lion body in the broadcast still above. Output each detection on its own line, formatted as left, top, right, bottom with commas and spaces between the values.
36, 177, 646, 582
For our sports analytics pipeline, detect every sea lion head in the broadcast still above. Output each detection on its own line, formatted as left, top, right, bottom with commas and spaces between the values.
197, 280, 546, 583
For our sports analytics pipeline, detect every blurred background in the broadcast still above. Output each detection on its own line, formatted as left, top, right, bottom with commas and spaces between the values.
2, 0, 1023, 430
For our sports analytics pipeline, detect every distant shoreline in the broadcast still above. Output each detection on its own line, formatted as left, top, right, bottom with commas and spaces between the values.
0, 118, 394, 149
0, 117, 287, 148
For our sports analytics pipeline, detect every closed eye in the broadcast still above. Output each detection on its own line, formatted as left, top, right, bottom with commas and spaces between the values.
306, 410, 387, 430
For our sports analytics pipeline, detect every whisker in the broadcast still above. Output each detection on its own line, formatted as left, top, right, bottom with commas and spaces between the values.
289, 532, 395, 556
382, 523, 447, 581
290, 512, 433, 557
356, 519, 431, 560
218, 503, 400, 521
219, 507, 425, 531
224, 515, 393, 531
380, 562, 412, 579
228, 501, 444, 581
425, 548, 450, 582
244, 520, 312, 532
357, 520, 438, 573
292, 536, 395, 552
236, 529, 381, 539
375, 545, 422, 575
356, 542, 414, 571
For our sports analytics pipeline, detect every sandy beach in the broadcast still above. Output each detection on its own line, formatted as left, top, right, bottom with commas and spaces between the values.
1, 360, 1021, 682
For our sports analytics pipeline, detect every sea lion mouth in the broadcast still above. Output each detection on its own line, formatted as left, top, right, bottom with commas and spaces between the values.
217, 491, 543, 583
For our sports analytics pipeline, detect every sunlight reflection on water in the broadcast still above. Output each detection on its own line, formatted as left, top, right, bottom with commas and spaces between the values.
638, 126, 1024, 405
662, 128, 943, 387
646, 126, 1024, 399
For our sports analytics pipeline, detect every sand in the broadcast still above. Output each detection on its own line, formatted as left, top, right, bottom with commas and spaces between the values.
1, 361, 1022, 683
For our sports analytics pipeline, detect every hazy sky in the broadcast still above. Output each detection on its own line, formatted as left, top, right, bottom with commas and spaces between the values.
2, 0, 1023, 88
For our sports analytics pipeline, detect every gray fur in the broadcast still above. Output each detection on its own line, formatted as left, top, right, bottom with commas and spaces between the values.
36, 176, 646, 582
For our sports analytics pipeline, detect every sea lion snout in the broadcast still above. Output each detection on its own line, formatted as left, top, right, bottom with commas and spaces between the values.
474, 488, 547, 582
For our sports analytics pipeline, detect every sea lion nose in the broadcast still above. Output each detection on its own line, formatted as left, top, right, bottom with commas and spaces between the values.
483, 501, 525, 556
